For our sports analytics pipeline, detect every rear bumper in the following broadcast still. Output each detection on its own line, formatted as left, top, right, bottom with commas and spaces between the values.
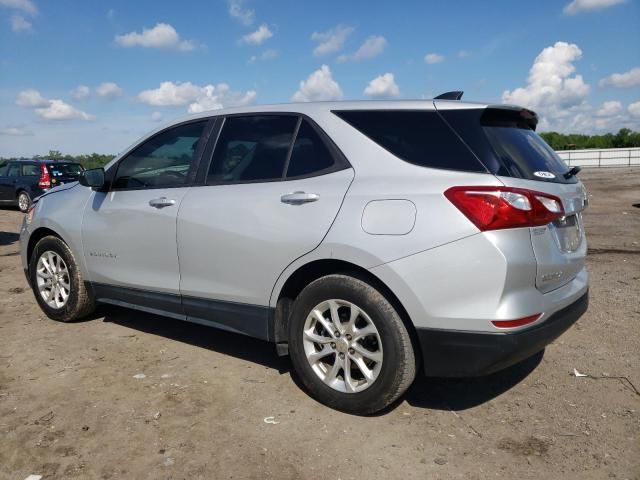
417, 291, 588, 377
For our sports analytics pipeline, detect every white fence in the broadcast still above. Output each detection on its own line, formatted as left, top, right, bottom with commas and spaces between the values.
556, 147, 640, 168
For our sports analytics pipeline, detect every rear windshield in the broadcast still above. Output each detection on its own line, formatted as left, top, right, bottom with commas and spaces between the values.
48, 163, 84, 177
332, 110, 486, 172
439, 108, 576, 184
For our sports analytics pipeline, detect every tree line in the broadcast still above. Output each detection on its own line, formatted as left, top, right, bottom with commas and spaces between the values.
1, 129, 639, 167
539, 128, 640, 151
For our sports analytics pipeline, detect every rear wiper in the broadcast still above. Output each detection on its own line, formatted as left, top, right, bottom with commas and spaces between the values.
563, 166, 581, 179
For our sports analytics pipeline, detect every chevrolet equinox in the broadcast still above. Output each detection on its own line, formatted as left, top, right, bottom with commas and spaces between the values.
20, 94, 589, 414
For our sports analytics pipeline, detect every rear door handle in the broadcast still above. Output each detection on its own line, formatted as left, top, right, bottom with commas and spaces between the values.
280, 191, 319, 205
148, 197, 176, 208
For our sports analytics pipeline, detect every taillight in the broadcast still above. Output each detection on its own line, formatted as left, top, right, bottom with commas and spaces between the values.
38, 164, 51, 188
444, 186, 564, 231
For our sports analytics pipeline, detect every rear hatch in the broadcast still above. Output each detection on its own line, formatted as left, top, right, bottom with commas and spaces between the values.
47, 162, 84, 186
437, 103, 588, 293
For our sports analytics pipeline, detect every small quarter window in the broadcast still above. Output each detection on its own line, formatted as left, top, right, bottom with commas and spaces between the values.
22, 164, 40, 176
286, 120, 335, 178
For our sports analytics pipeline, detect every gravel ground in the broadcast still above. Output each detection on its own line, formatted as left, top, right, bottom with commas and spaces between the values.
0, 168, 638, 480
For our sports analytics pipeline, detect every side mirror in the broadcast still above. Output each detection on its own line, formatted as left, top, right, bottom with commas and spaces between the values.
79, 168, 105, 189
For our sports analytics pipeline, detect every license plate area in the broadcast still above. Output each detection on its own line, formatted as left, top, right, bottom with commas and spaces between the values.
552, 214, 582, 253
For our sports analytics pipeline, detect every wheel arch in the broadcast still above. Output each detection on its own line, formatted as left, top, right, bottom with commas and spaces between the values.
27, 227, 63, 267
272, 258, 422, 367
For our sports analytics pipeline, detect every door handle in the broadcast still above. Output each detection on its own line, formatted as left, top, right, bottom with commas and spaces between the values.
280, 191, 319, 205
148, 197, 176, 208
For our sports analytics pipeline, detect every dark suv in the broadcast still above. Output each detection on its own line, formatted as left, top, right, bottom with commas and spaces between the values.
0, 159, 84, 212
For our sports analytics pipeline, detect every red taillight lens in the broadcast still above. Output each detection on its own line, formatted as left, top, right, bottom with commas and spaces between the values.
444, 186, 564, 231
38, 164, 51, 188
491, 314, 541, 329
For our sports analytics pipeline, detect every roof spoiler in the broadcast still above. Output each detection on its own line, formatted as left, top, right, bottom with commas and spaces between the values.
434, 91, 464, 100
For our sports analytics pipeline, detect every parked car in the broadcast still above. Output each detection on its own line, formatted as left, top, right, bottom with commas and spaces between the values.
0, 159, 84, 212
19, 95, 589, 414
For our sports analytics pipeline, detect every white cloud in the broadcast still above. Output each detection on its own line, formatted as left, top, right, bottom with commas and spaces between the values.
16, 89, 49, 107
502, 42, 591, 130
150, 111, 163, 122
457, 50, 471, 59
137, 81, 256, 113
563, 0, 625, 15
115, 23, 195, 51
364, 73, 400, 98
628, 101, 640, 118
292, 65, 343, 102
337, 35, 387, 62
35, 100, 94, 121
596, 100, 622, 116
241, 24, 272, 45
248, 49, 278, 63
16, 88, 93, 121
0, 0, 37, 15
71, 85, 91, 100
599, 67, 640, 88
96, 82, 123, 98
311, 25, 354, 56
424, 53, 444, 64
11, 14, 31, 32
0, 125, 33, 136
228, 0, 254, 26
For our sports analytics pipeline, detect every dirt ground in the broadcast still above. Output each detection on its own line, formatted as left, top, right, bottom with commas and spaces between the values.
1, 168, 638, 480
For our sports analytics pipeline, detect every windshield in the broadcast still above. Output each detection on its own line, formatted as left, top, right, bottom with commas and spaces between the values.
48, 163, 84, 177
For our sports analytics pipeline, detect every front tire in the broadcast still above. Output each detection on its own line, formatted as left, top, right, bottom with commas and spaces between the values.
17, 191, 31, 213
288, 274, 416, 415
29, 235, 95, 322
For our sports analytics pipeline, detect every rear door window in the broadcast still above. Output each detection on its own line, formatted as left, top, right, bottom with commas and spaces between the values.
333, 110, 485, 172
207, 115, 298, 184
7, 163, 21, 177
0, 162, 8, 176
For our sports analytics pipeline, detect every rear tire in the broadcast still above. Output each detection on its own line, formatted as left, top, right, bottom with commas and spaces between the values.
288, 274, 415, 415
17, 191, 31, 213
29, 235, 95, 322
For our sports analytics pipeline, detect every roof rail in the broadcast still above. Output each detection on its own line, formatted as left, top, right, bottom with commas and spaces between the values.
434, 91, 464, 100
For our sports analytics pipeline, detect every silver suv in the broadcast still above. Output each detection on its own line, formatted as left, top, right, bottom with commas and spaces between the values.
20, 95, 589, 414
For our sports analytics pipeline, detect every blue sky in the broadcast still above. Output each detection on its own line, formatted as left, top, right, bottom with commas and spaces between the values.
1, 0, 639, 157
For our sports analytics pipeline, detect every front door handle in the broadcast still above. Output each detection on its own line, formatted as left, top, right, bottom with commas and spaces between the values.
280, 191, 320, 205
148, 197, 176, 208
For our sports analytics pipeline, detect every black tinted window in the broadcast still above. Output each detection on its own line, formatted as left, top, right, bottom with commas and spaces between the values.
114, 121, 206, 189
0, 162, 7, 176
333, 110, 485, 172
49, 163, 83, 177
208, 115, 298, 183
439, 108, 576, 184
286, 120, 335, 178
22, 164, 40, 176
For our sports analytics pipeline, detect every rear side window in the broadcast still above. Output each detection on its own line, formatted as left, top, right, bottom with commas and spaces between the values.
207, 115, 298, 183
286, 120, 335, 178
0, 162, 7, 175
333, 110, 485, 172
22, 164, 40, 176
439, 108, 576, 184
